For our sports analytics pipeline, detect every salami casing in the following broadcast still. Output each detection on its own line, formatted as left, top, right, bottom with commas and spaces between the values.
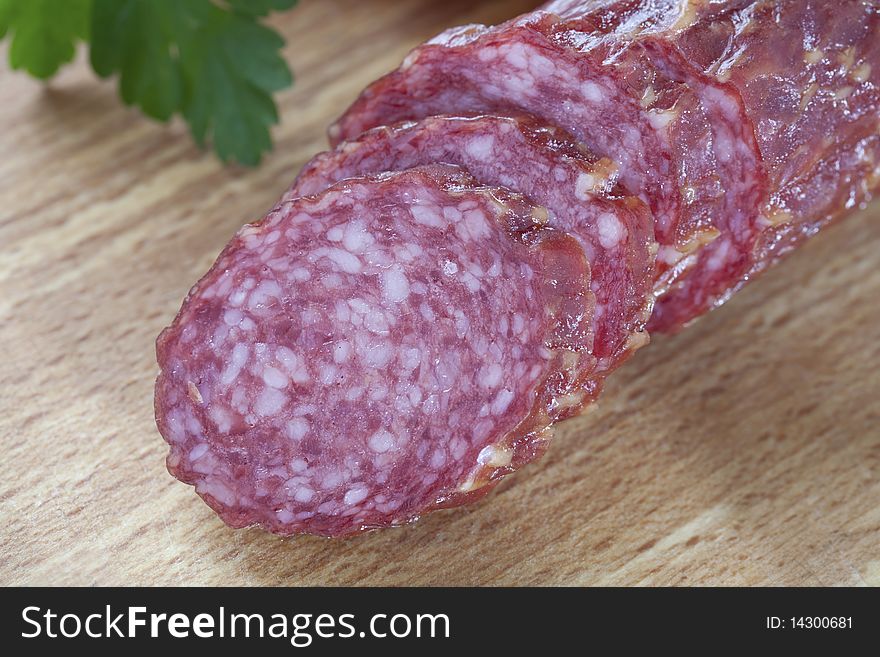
155, 165, 594, 536
637, 0, 880, 329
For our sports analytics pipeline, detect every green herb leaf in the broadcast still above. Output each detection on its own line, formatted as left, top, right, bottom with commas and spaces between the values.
175, 2, 293, 166
224, 0, 299, 18
88, 0, 292, 165
0, 0, 91, 79
90, 0, 182, 121
1, 0, 295, 165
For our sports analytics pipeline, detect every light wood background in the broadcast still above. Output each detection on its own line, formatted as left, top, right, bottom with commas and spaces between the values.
1, 0, 878, 586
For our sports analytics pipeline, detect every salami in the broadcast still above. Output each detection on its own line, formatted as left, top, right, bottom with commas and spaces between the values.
155, 165, 594, 536
329, 8, 766, 299
642, 0, 880, 330
289, 114, 655, 401
156, 1, 880, 537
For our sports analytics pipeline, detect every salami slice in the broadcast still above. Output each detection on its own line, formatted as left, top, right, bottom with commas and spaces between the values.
288, 114, 655, 403
154, 165, 594, 537
330, 9, 766, 296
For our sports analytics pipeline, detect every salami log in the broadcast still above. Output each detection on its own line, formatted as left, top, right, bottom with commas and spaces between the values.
540, 1, 880, 330
155, 165, 594, 536
156, 0, 880, 537
289, 114, 655, 401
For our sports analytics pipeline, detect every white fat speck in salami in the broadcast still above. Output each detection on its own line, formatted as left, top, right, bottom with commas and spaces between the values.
155, 165, 594, 537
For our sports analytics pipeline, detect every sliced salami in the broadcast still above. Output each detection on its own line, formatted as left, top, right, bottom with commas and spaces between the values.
156, 0, 880, 538
288, 114, 655, 401
155, 165, 594, 537
330, 10, 766, 297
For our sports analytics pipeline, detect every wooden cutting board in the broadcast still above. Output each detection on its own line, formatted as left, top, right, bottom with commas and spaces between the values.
1, 0, 878, 586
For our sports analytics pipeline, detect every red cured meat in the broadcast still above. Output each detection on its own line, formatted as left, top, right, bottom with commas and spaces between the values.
330, 9, 767, 298
156, 1, 880, 537
288, 114, 655, 405
155, 165, 594, 537
646, 0, 880, 330
535, 0, 770, 329
540, 1, 880, 330
334, 0, 880, 331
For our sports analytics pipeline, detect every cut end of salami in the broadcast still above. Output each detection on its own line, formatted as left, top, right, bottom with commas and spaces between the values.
155, 165, 594, 536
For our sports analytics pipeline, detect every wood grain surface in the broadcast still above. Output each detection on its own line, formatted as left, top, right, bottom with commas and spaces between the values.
1, 0, 878, 587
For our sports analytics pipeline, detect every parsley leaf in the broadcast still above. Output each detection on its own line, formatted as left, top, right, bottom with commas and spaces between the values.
174, 2, 293, 166
224, 0, 299, 18
90, 0, 182, 121
92, 0, 294, 166
0, 0, 91, 79
2, 0, 296, 165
